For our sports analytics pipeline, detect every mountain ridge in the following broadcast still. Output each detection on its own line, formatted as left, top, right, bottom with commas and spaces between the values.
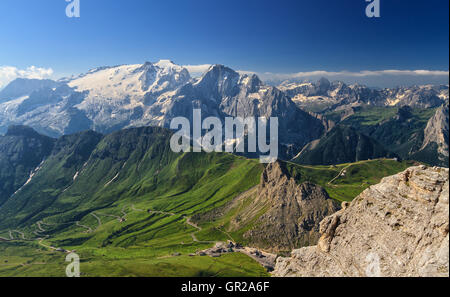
293, 125, 399, 165
279, 78, 448, 113
0, 62, 447, 164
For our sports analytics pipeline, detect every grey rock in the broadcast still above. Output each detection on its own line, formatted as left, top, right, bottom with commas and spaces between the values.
240, 161, 341, 253
420, 104, 449, 163
279, 80, 448, 112
273, 166, 449, 277
0, 62, 324, 159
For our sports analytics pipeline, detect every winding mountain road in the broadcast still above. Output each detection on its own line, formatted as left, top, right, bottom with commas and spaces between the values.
1, 202, 274, 271
90, 213, 102, 229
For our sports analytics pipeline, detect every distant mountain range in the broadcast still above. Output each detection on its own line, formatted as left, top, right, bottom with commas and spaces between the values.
278, 77, 448, 113
0, 60, 448, 166
0, 61, 324, 160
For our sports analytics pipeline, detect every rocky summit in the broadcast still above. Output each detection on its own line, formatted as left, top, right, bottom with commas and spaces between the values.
273, 166, 449, 277
239, 161, 341, 253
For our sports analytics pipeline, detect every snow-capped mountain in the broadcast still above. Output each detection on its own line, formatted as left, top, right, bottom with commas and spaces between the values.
160, 64, 325, 158
1, 60, 447, 160
0, 61, 324, 158
0, 60, 191, 136
278, 78, 449, 112
0, 78, 60, 104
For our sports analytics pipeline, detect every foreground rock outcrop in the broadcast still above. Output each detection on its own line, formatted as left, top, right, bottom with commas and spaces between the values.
274, 166, 449, 277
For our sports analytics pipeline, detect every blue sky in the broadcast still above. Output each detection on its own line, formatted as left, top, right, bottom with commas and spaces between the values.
0, 0, 448, 87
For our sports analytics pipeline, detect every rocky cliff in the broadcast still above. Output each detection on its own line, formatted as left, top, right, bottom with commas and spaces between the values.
239, 161, 341, 253
273, 166, 449, 277
279, 78, 448, 112
191, 161, 341, 253
0, 63, 325, 159
419, 104, 449, 165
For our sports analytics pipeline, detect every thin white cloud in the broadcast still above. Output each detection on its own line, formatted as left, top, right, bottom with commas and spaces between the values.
257, 69, 449, 81
0, 66, 54, 89
183, 64, 448, 81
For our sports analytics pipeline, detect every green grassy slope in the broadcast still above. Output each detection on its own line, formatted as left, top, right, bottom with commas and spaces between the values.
0, 127, 266, 276
190, 158, 417, 254
0, 126, 417, 276
285, 159, 418, 201
0, 241, 268, 277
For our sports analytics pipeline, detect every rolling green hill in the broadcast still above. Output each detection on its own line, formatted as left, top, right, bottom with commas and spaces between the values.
283, 158, 418, 201
0, 126, 267, 276
0, 126, 418, 276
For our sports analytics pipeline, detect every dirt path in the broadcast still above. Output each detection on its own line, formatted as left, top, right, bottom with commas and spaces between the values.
131, 204, 144, 212
90, 213, 102, 229
36, 221, 46, 232
76, 221, 92, 233
148, 210, 175, 216
37, 236, 57, 251
120, 206, 127, 219
2, 202, 276, 272
183, 216, 216, 244
235, 247, 278, 269
215, 227, 235, 242
11, 230, 26, 240
94, 212, 123, 222
328, 165, 351, 185
185, 216, 201, 242
185, 216, 201, 230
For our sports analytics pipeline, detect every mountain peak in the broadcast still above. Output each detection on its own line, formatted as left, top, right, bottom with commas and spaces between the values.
239, 73, 263, 90
194, 64, 240, 87
317, 77, 331, 88
154, 59, 185, 71
206, 64, 237, 74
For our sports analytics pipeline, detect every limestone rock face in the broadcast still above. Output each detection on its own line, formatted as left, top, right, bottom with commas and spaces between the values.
242, 161, 341, 253
421, 104, 449, 163
273, 166, 449, 277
